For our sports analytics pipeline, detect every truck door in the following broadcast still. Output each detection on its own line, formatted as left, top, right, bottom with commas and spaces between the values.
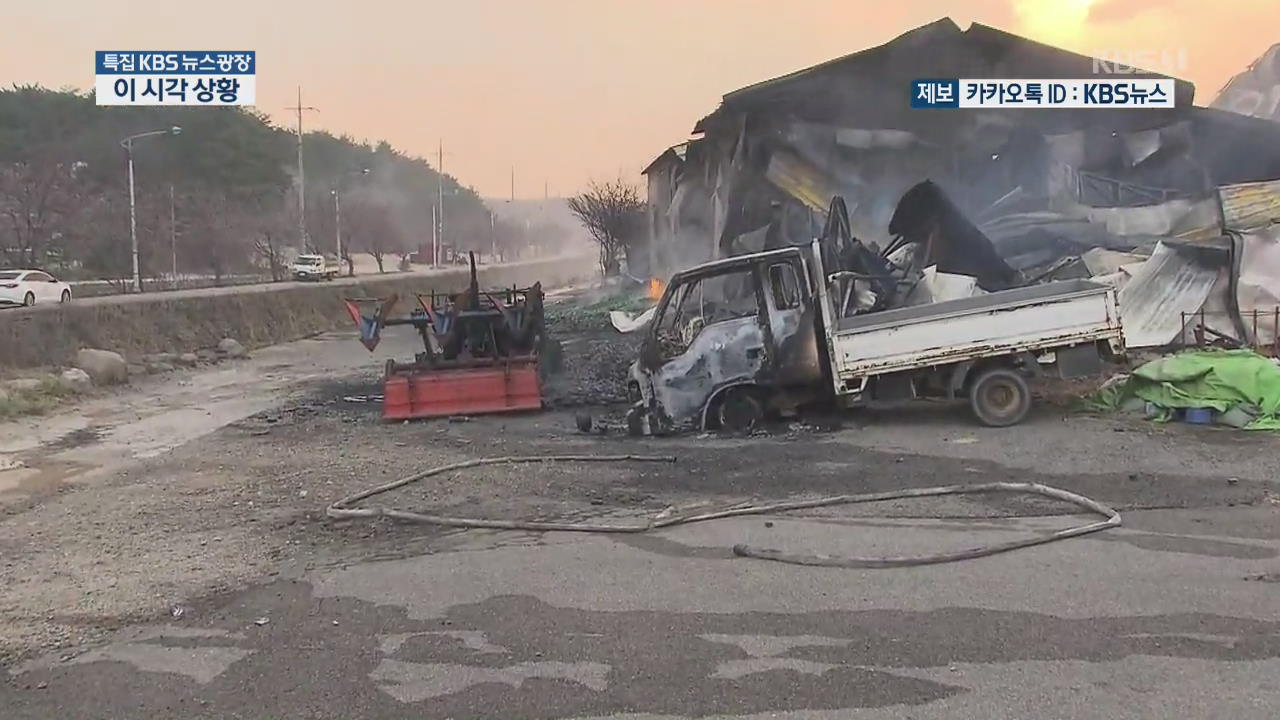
763, 258, 822, 386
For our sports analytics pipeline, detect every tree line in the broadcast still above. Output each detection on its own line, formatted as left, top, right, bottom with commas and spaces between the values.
0, 85, 574, 284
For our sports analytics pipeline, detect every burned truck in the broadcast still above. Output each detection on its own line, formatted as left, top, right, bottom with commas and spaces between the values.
626, 195, 1125, 434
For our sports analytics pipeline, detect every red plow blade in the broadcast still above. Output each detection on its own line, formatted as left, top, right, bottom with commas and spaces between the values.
382, 359, 542, 421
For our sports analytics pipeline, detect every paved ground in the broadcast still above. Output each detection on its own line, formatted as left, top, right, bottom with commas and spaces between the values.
0, 321, 1278, 718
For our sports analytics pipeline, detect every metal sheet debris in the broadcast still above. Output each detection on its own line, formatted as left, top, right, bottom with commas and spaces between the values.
609, 306, 657, 334
1218, 179, 1280, 231
1117, 243, 1220, 348
1238, 227, 1280, 346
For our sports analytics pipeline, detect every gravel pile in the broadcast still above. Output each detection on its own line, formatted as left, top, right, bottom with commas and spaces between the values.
542, 332, 643, 407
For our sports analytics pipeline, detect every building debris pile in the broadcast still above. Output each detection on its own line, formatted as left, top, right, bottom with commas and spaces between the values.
639, 18, 1280, 356
1213, 42, 1280, 124
542, 283, 648, 407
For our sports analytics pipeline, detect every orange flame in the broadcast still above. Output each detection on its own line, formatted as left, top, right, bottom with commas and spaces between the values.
647, 277, 665, 301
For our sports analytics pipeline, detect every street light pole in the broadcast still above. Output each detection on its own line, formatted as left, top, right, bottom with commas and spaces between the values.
169, 184, 177, 278
120, 126, 181, 294
332, 189, 342, 262
330, 168, 368, 272
125, 140, 138, 292
436, 139, 444, 268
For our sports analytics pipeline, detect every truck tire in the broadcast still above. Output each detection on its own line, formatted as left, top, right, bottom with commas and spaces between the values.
969, 367, 1031, 427
710, 387, 764, 434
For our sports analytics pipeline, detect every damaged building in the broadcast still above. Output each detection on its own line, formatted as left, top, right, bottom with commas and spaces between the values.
642, 18, 1280, 350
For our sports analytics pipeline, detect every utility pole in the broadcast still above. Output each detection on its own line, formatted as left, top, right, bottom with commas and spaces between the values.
169, 184, 177, 277
431, 205, 438, 268
287, 87, 319, 250
436, 139, 444, 267
490, 210, 496, 262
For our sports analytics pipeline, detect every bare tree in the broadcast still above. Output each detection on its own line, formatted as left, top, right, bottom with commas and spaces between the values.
0, 152, 91, 267
252, 220, 289, 282
345, 198, 403, 273
567, 179, 644, 277
182, 191, 250, 285
244, 195, 291, 281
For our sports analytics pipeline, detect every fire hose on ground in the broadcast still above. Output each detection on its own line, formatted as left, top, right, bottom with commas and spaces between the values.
326, 455, 1121, 567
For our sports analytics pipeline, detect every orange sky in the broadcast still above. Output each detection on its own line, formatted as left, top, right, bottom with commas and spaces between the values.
2, 0, 1277, 198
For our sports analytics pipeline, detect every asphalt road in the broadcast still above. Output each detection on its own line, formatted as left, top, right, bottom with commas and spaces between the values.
1, 256, 542, 311
6, 504, 1280, 719
1, 326, 1278, 718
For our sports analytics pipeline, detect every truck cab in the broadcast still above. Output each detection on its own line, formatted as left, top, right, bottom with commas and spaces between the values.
291, 254, 338, 281
628, 247, 825, 435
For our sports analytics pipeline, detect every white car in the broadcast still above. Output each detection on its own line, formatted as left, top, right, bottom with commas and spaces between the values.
0, 269, 73, 307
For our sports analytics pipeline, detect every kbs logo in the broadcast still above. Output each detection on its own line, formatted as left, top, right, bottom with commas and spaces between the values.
1092, 49, 1189, 76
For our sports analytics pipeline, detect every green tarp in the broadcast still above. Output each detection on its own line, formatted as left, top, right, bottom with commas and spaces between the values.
1093, 349, 1280, 431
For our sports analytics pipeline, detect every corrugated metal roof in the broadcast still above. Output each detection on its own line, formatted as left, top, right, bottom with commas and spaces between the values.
1117, 242, 1220, 348
1218, 179, 1280, 231
763, 150, 836, 213
641, 143, 689, 176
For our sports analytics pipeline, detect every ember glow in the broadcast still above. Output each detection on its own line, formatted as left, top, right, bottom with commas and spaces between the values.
648, 277, 665, 301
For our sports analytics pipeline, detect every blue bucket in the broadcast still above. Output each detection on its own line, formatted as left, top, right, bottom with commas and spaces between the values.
1184, 407, 1215, 425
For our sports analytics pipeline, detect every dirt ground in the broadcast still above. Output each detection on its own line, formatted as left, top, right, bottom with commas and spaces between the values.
0, 293, 1277, 667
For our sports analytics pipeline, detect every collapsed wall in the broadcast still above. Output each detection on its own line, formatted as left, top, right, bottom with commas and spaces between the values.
642, 19, 1280, 283
0, 255, 597, 373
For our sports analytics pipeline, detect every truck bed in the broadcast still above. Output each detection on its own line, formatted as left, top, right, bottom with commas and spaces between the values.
830, 279, 1123, 381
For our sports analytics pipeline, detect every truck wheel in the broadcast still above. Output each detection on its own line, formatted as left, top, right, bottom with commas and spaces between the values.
969, 367, 1031, 427
711, 387, 764, 434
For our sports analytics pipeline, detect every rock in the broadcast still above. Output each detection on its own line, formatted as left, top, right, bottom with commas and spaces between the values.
59, 368, 92, 392
196, 349, 219, 363
127, 363, 146, 378
216, 338, 248, 358
145, 362, 176, 374
176, 353, 199, 367
75, 349, 129, 386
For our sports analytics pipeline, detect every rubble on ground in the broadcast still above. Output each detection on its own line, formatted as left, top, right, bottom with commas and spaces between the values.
542, 333, 642, 407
